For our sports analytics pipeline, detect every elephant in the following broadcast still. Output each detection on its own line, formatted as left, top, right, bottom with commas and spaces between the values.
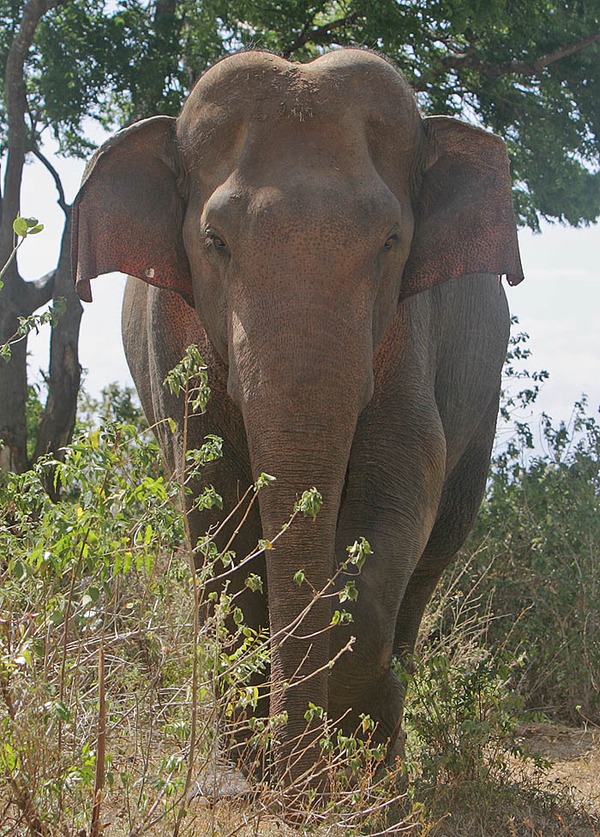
72, 48, 523, 790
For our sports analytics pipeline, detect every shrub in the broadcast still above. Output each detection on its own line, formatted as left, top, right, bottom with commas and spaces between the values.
430, 323, 600, 723
465, 399, 600, 722
0, 363, 413, 834
404, 560, 540, 792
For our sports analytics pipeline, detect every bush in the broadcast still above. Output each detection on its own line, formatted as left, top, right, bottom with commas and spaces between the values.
429, 324, 600, 723
2, 328, 598, 833
465, 399, 600, 722
0, 420, 187, 833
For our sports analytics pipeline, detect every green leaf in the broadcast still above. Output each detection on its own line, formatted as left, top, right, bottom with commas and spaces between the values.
346, 537, 372, 570
294, 487, 322, 520
254, 472, 276, 491
86, 585, 100, 602
339, 580, 358, 603
304, 702, 324, 722
331, 609, 353, 625
53, 701, 71, 723
245, 573, 263, 593
12, 216, 43, 238
11, 559, 26, 581
359, 713, 374, 733
1, 743, 19, 771
193, 485, 222, 511
12, 217, 29, 237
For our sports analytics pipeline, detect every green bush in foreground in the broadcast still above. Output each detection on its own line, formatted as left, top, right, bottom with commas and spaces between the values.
0, 370, 415, 834
0, 420, 185, 833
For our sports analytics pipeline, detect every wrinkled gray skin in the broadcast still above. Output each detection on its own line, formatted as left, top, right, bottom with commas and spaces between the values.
73, 49, 523, 789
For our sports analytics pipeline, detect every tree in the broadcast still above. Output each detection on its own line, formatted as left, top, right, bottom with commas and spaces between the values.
1, 0, 599, 474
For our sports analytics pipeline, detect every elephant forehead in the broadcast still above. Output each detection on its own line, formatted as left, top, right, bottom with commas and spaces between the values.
177, 49, 421, 172
184, 48, 413, 113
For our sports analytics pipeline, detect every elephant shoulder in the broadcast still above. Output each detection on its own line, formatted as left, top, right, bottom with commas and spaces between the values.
433, 273, 510, 357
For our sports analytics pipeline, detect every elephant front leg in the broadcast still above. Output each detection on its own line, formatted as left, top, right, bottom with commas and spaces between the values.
326, 577, 412, 764
394, 400, 501, 670
327, 425, 447, 765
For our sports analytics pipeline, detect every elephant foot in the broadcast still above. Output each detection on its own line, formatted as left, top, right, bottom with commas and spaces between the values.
329, 665, 406, 759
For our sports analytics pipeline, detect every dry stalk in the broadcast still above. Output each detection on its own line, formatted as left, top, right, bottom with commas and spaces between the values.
90, 642, 106, 837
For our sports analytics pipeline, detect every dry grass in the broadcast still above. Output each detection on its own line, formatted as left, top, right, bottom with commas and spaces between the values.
63, 722, 596, 837
3, 538, 599, 837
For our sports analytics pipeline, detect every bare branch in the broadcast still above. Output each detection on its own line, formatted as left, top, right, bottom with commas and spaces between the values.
30, 145, 69, 216
24, 268, 57, 313
442, 30, 600, 79
527, 30, 600, 72
281, 12, 362, 58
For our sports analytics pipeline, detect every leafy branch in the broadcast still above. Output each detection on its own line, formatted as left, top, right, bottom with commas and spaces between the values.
440, 30, 600, 78
0, 216, 44, 288
281, 10, 362, 57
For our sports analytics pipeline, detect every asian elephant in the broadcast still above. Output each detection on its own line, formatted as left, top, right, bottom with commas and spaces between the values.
72, 48, 523, 789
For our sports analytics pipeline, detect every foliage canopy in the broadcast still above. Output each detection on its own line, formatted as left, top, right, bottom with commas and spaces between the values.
1, 0, 599, 228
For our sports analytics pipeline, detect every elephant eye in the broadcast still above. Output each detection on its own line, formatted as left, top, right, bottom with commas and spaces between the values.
383, 234, 399, 251
205, 229, 228, 253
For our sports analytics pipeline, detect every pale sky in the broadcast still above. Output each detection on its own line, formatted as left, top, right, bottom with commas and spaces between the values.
18, 148, 600, 446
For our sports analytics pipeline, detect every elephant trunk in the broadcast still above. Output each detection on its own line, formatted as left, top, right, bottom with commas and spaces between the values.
256, 450, 344, 787
243, 412, 358, 788
228, 295, 373, 787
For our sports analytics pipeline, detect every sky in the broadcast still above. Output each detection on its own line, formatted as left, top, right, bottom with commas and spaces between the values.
17, 148, 600, 451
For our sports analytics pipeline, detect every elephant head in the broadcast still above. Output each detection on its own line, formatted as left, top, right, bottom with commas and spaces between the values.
73, 49, 522, 786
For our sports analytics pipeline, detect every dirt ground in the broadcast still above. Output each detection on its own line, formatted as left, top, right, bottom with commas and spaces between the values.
519, 722, 600, 814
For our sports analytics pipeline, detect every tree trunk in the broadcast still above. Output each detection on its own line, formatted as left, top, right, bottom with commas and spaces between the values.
0, 0, 42, 473
0, 261, 54, 472
0, 0, 78, 476
0, 266, 29, 472
33, 210, 82, 467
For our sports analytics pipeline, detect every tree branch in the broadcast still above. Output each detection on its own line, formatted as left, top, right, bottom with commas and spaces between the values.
24, 267, 57, 314
441, 30, 600, 79
29, 145, 69, 216
281, 12, 362, 58
1, 0, 72, 262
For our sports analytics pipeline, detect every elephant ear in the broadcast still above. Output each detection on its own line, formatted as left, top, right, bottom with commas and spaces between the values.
72, 116, 194, 306
402, 116, 524, 298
